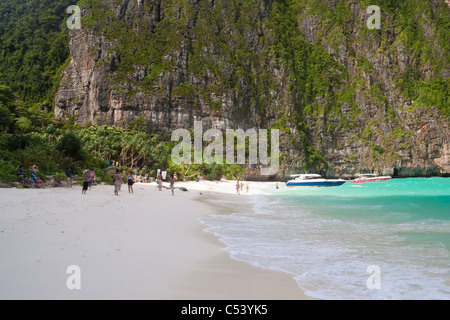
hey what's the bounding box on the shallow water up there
[200,178,450,300]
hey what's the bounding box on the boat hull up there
[352,177,391,183]
[286,180,346,187]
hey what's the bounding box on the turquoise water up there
[282,177,450,228]
[202,178,450,299]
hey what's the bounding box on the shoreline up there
[1,174,449,190]
[0,181,312,300]
[189,191,312,300]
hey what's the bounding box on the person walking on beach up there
[157,174,163,191]
[170,174,175,196]
[88,168,95,190]
[113,169,121,196]
[127,172,135,194]
[65,168,72,188]
[82,169,90,194]
[246,183,249,193]
[236,179,240,195]
[92,169,97,186]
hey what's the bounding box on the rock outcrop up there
[55,0,450,178]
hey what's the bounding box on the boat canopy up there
[358,173,379,178]
[289,174,322,179]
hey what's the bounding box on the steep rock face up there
[56,0,269,132]
[289,0,450,178]
[55,0,450,178]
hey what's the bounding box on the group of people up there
[16,165,42,188]
[109,170,177,196]
[16,165,258,197]
[156,173,176,196]
[112,169,135,196]
[235,179,249,195]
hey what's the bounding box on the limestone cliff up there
[55,0,450,178]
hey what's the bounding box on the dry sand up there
[0,180,312,300]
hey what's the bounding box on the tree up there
[56,131,86,161]
[0,106,12,132]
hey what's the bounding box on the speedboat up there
[286,174,346,187]
[352,173,392,183]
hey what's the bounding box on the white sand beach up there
[0,180,311,300]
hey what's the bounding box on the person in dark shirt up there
[82,169,90,194]
[17,166,26,184]
[65,168,72,188]
[127,172,135,194]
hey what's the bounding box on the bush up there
[1,134,32,151]
[0,106,12,132]
[54,172,67,180]
[56,131,86,161]
[94,167,113,184]
[222,164,246,180]
[85,155,108,170]
[15,117,34,134]
[0,159,18,182]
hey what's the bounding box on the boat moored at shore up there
[352,174,392,184]
[286,174,346,187]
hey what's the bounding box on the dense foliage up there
[0,0,448,182]
[0,0,73,105]
[0,0,248,182]
[0,87,245,183]
[359,0,450,116]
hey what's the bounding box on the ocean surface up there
[200,177,450,300]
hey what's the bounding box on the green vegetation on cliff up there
[0,82,246,182]
[0,0,449,181]
[0,0,73,105]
